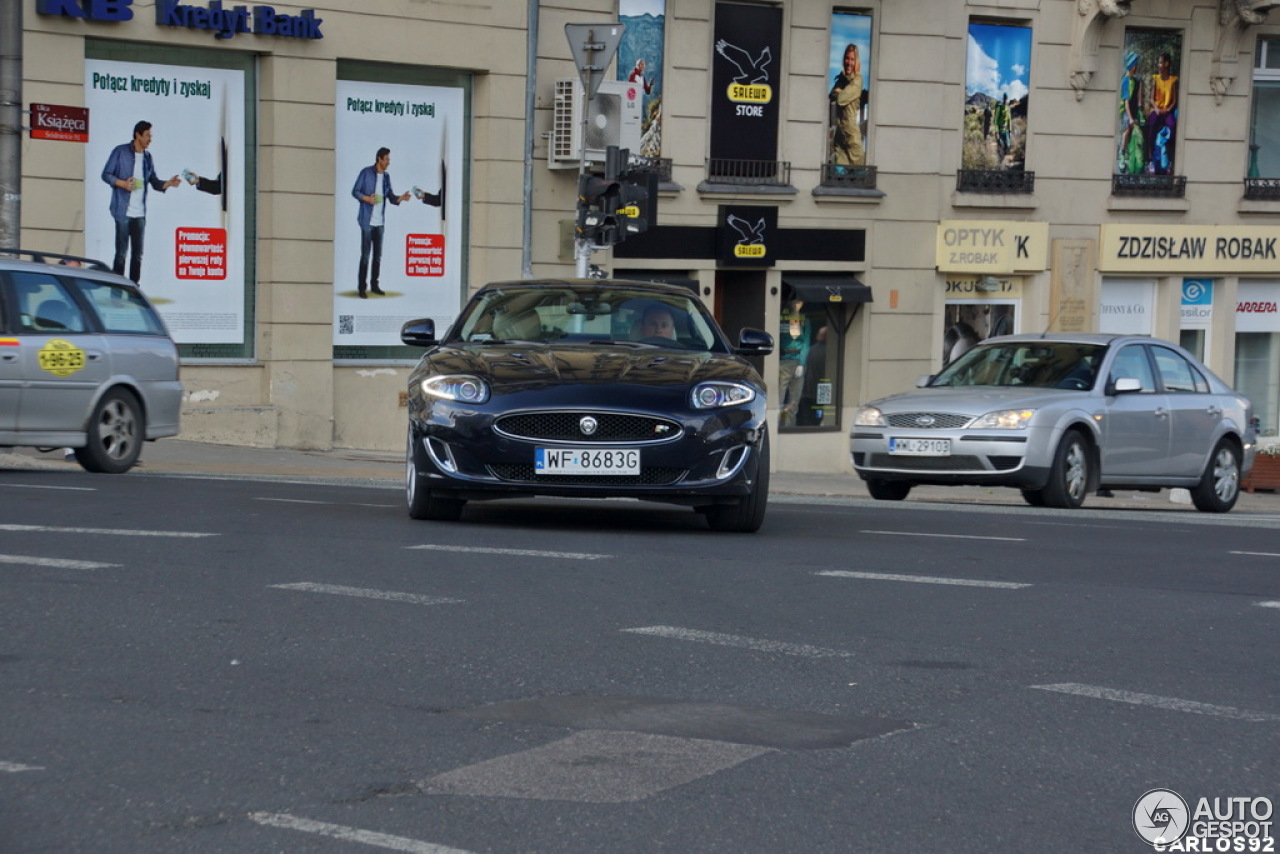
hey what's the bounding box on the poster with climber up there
[962,22,1031,172]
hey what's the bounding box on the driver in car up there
[640,304,678,340]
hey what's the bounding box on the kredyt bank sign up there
[37,0,324,40]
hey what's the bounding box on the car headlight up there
[691,382,756,409]
[853,406,887,427]
[971,408,1035,429]
[421,374,490,404]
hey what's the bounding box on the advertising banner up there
[710,2,782,164]
[1099,278,1155,335]
[963,23,1031,172]
[1236,281,1280,333]
[1116,30,1182,177]
[84,59,246,344]
[617,0,665,158]
[827,12,871,168]
[333,80,464,347]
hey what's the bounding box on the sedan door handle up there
[87,353,102,361]
[0,354,16,362]
[1153,407,1169,418]
[1206,406,1222,417]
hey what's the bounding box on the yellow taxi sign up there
[38,338,86,377]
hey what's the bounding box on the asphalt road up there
[2,469,1278,853]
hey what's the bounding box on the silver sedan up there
[850,334,1256,512]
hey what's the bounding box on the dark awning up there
[782,274,873,304]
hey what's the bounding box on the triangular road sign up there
[564,22,626,100]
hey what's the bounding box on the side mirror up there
[916,374,934,388]
[1109,376,1142,395]
[735,327,774,356]
[400,318,437,347]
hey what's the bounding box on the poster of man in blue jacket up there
[351,148,410,298]
[100,121,181,284]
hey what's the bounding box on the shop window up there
[777,275,871,431]
[1236,333,1279,437]
[1247,38,1280,196]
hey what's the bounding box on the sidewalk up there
[4,438,1278,514]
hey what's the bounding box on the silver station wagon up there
[850,333,1256,512]
[0,250,182,473]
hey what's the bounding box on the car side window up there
[1109,345,1156,391]
[73,279,167,335]
[11,272,88,334]
[1151,346,1208,394]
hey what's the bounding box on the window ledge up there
[1238,198,1280,215]
[697,181,798,197]
[813,185,886,203]
[1107,195,1190,213]
[951,192,1039,211]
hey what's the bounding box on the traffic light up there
[615,167,658,237]
[576,173,621,245]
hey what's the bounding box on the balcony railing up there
[1244,177,1280,200]
[1112,174,1186,197]
[820,163,877,190]
[705,158,791,187]
[956,169,1035,194]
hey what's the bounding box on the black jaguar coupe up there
[400,279,774,532]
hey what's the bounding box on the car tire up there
[1190,439,1241,514]
[1040,431,1090,509]
[406,427,465,521]
[866,479,912,501]
[1020,489,1047,507]
[75,388,143,474]
[706,432,770,533]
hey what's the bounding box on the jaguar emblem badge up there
[579,416,598,436]
[915,415,936,427]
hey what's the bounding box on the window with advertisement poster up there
[1234,280,1280,437]
[942,275,1020,369]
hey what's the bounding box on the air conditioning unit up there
[548,78,643,169]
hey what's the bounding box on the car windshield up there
[932,341,1108,390]
[451,285,726,352]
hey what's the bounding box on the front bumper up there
[849,428,1050,489]
[411,404,766,506]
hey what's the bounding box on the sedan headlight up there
[853,406,887,427]
[691,381,756,409]
[971,408,1035,429]
[421,374,490,404]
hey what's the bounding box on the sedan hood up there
[424,344,754,392]
[868,385,1089,415]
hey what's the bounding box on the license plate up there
[535,447,640,475]
[888,437,951,456]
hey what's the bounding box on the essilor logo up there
[1133,789,1189,846]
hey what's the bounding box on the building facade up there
[14,0,1280,473]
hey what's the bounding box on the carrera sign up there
[30,103,90,143]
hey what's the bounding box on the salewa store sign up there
[37,0,325,41]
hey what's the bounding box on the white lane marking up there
[255,497,395,508]
[1032,683,1280,722]
[1258,601,1280,609]
[0,554,120,570]
[0,483,96,491]
[249,813,474,853]
[861,529,1026,542]
[622,626,854,658]
[0,761,44,773]
[1231,550,1280,558]
[270,583,462,606]
[819,570,1030,589]
[407,544,612,561]
[0,524,216,538]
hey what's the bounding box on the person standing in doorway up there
[351,147,410,298]
[101,121,180,285]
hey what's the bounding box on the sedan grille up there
[885,412,972,429]
[489,464,685,485]
[495,411,682,443]
[868,454,985,471]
